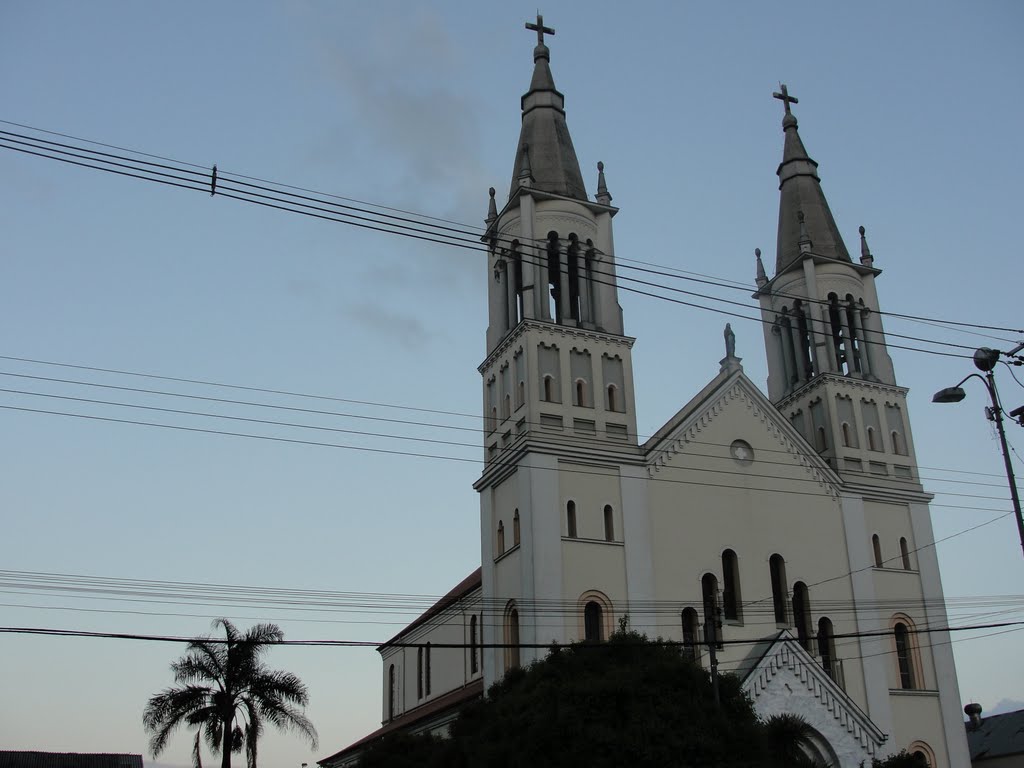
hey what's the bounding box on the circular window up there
[730,439,754,466]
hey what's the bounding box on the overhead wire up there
[0,355,1013,483]
[1,124,1019,347]
[0,368,1013,496]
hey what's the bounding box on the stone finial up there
[859,225,874,266]
[965,703,983,731]
[486,187,497,222]
[517,143,534,185]
[596,161,613,205]
[755,247,767,286]
[797,210,813,252]
[720,322,743,374]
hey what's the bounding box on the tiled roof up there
[0,753,143,768]
[376,567,481,650]
[318,678,484,766]
[966,709,1024,761]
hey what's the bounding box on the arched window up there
[841,421,852,447]
[872,534,883,567]
[566,501,577,538]
[891,430,902,455]
[575,378,587,407]
[416,646,423,699]
[817,617,837,681]
[815,425,827,452]
[387,664,396,721]
[490,406,498,432]
[543,375,555,402]
[681,608,701,662]
[497,520,505,556]
[907,742,934,767]
[517,379,525,408]
[701,573,721,649]
[866,426,878,451]
[503,393,511,420]
[424,642,431,696]
[470,614,479,674]
[606,384,618,412]
[769,554,789,625]
[900,537,912,570]
[584,601,604,642]
[513,510,521,547]
[894,621,917,689]
[505,604,520,671]
[792,581,812,651]
[721,549,742,622]
[603,504,614,542]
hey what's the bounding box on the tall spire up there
[508,15,587,201]
[773,85,851,274]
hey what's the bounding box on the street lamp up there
[933,346,1024,560]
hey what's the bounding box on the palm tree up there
[143,618,318,768]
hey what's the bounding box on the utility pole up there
[705,597,724,706]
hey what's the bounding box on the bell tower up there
[475,16,646,685]
[479,16,638,458]
[755,85,918,485]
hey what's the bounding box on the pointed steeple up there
[508,15,587,201]
[773,85,851,274]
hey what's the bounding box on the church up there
[320,17,970,768]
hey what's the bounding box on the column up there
[779,318,796,388]
[788,315,806,385]
[518,193,537,320]
[820,305,837,374]
[558,242,571,324]
[858,307,875,379]
[506,255,518,330]
[576,248,590,326]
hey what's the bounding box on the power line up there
[0,354,1012,482]
[1,401,1014,510]
[2,125,1018,350]
[0,620,1020,649]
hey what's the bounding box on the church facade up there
[321,20,969,768]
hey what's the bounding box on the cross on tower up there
[525,14,555,46]
[773,83,799,114]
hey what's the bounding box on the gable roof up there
[643,367,841,500]
[0,754,143,768]
[742,631,887,761]
[966,709,1024,761]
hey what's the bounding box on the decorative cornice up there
[644,378,841,502]
[479,320,635,373]
[744,632,887,757]
[775,373,909,412]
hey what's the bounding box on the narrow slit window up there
[603,505,614,541]
[769,554,788,625]
[721,549,741,622]
[566,501,577,538]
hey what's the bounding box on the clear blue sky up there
[2,2,1022,766]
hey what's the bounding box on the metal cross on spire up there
[526,13,555,46]
[773,83,799,114]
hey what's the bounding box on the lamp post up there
[933,346,1024,560]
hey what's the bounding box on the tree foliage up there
[143,619,318,768]
[360,629,829,768]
